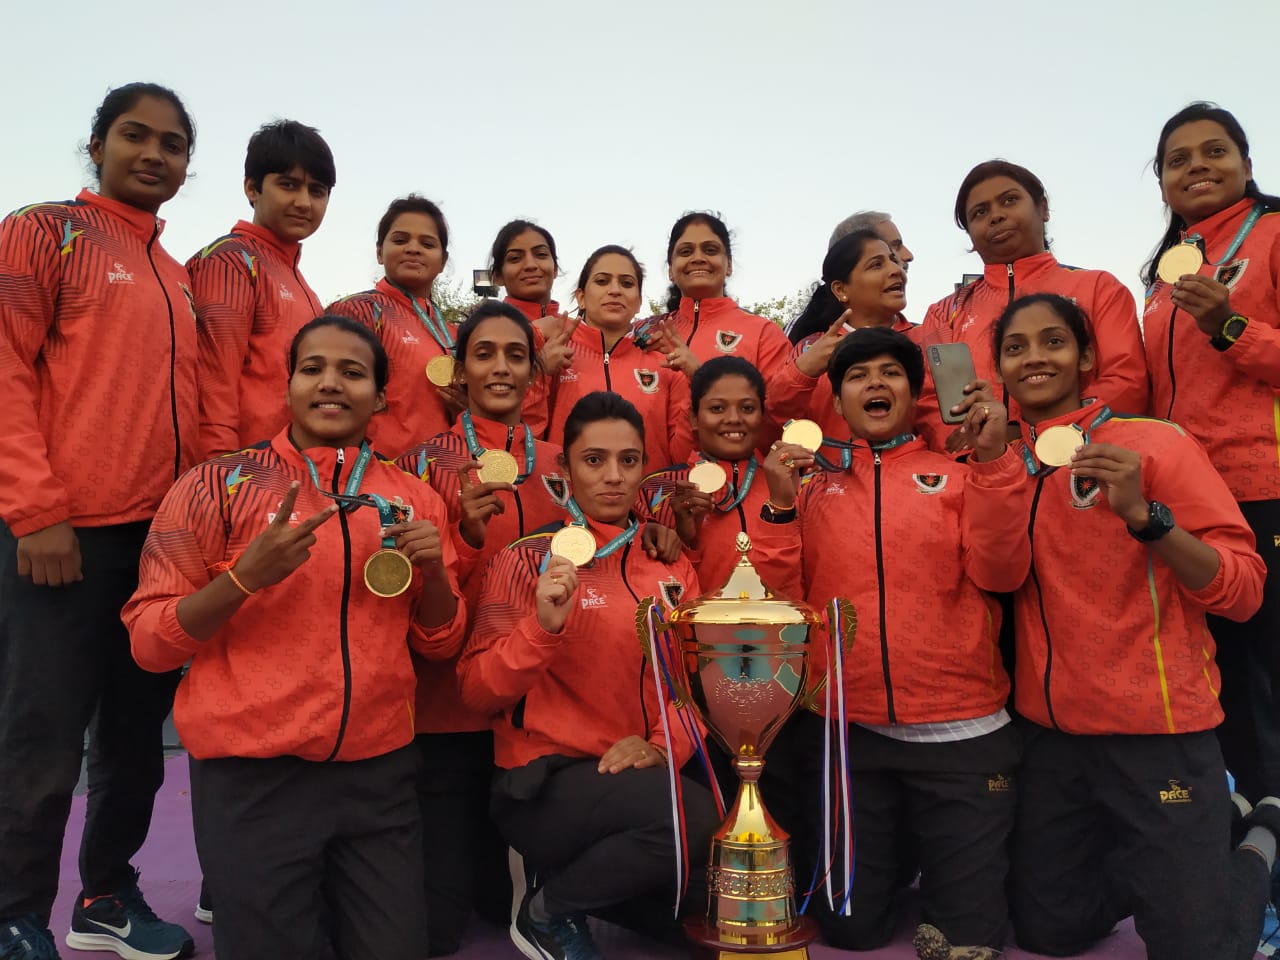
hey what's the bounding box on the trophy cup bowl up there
[640,533,852,960]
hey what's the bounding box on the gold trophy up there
[638,533,854,960]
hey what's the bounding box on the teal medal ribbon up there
[300,443,374,509]
[390,280,454,351]
[565,498,639,559]
[700,456,758,512]
[1186,202,1262,265]
[816,433,914,471]
[1022,406,1113,476]
[460,410,536,485]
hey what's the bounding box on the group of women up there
[0,79,1278,960]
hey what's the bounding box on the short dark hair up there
[288,315,388,391]
[827,327,924,398]
[993,293,1092,363]
[88,82,195,178]
[664,211,732,311]
[562,391,645,451]
[489,219,558,278]
[689,356,765,412]
[376,194,448,258]
[454,300,539,371]
[245,120,336,191]
[954,159,1048,233]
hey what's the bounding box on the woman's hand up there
[385,518,449,579]
[1170,274,1233,336]
[944,379,1000,454]
[598,734,667,774]
[763,441,815,507]
[670,479,713,545]
[794,309,854,379]
[535,555,579,634]
[17,520,82,587]
[456,461,515,549]
[1069,443,1148,528]
[232,483,338,591]
[653,320,701,379]
[640,521,685,563]
[962,391,1010,464]
[536,313,580,376]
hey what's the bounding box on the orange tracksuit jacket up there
[639,457,773,592]
[751,440,1026,725]
[1142,198,1280,502]
[914,253,1150,451]
[768,316,916,443]
[396,418,566,734]
[187,220,323,458]
[1003,406,1265,735]
[548,323,694,470]
[124,429,467,762]
[0,189,199,536]
[459,517,701,770]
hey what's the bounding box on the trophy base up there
[684,916,817,959]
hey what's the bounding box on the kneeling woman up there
[460,392,716,960]
[753,327,1027,960]
[994,293,1278,960]
[124,316,466,960]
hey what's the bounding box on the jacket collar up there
[232,219,303,266]
[77,189,162,242]
[982,250,1057,287]
[504,296,560,321]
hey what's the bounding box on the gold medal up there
[363,548,413,598]
[1156,243,1204,284]
[1034,424,1083,467]
[781,419,824,453]
[426,355,457,387]
[549,525,597,567]
[477,449,520,484]
[688,461,727,494]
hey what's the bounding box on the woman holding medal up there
[988,292,1276,960]
[751,327,1027,960]
[914,160,1149,455]
[125,315,466,960]
[1140,103,1280,815]
[460,391,717,960]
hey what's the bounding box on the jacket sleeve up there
[754,316,793,377]
[1221,237,1280,387]
[405,479,468,659]
[766,341,823,424]
[0,211,71,536]
[123,467,225,672]
[189,247,256,458]
[666,371,695,466]
[1145,428,1265,621]
[522,376,551,440]
[1082,274,1150,415]
[458,546,564,712]
[961,447,1032,592]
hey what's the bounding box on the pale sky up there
[4,0,1278,324]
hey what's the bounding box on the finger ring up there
[781,456,794,468]
[983,406,990,417]
[550,574,562,583]
[770,442,780,451]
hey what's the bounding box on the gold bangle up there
[764,499,796,513]
[226,567,255,597]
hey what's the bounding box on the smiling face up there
[461,315,533,426]
[88,95,190,214]
[1160,119,1253,225]
[576,252,642,332]
[500,228,557,303]
[564,419,646,525]
[246,164,330,244]
[829,238,907,323]
[997,302,1094,424]
[288,326,385,448]
[668,221,731,300]
[693,374,763,462]
[379,211,446,297]
[832,353,915,443]
[963,175,1049,264]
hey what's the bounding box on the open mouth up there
[719,430,747,441]
[1020,372,1055,384]
[862,397,892,415]
[313,401,348,410]
[1186,178,1220,192]
[485,383,515,396]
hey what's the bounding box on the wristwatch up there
[1210,314,1248,352]
[1127,501,1175,542]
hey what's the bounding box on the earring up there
[839,296,848,304]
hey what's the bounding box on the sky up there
[4,0,1278,324]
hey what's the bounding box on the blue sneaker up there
[64,873,193,960]
[0,916,60,960]
[511,890,602,960]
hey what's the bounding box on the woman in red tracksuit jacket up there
[768,228,913,443]
[459,392,717,960]
[991,292,1277,960]
[914,160,1149,455]
[751,327,1027,960]
[125,316,467,960]
[1140,102,1280,818]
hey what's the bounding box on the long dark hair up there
[664,212,732,312]
[787,229,887,344]
[1141,102,1280,287]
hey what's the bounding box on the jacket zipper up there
[144,224,182,478]
[1165,310,1178,420]
[689,299,702,341]
[326,447,356,760]
[507,425,526,533]
[1001,264,1015,409]
[732,462,747,532]
[1026,476,1058,729]
[600,329,613,391]
[873,451,895,723]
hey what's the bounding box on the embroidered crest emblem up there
[912,473,948,495]
[715,330,743,353]
[633,369,660,394]
[1070,473,1102,509]
[658,578,684,610]
[1215,259,1248,289]
[542,474,570,506]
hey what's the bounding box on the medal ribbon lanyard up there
[460,410,536,485]
[697,455,759,512]
[300,443,374,505]
[390,279,455,351]
[565,498,639,560]
[815,433,914,471]
[1021,407,1114,476]
[1184,202,1263,264]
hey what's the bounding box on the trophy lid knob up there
[735,532,751,555]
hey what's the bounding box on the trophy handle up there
[635,596,691,707]
[801,597,856,714]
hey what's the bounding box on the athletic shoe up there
[510,890,602,960]
[1232,792,1254,847]
[912,923,1001,960]
[509,847,535,925]
[192,881,211,925]
[0,917,60,960]
[65,873,194,960]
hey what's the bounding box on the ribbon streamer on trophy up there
[638,531,855,960]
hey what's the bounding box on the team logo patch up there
[1159,779,1192,804]
[542,474,570,506]
[715,330,743,353]
[106,261,134,284]
[1070,474,1102,509]
[278,281,295,302]
[987,774,1011,793]
[1215,259,1248,289]
[634,369,660,394]
[658,578,685,610]
[912,473,948,494]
